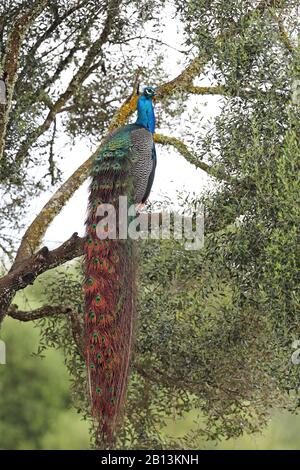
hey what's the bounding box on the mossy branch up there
[0,0,48,160]
[270,12,296,54]
[154,133,231,181]
[154,133,210,173]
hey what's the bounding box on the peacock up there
[83,86,157,445]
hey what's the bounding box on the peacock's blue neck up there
[135,95,155,134]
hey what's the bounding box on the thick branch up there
[187,85,225,96]
[0,0,48,159]
[6,213,173,298]
[8,304,73,322]
[13,159,91,264]
[0,232,83,325]
[3,212,180,316]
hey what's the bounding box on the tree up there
[0,0,299,449]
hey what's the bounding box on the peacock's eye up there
[145,86,155,96]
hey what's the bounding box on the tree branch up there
[15,0,90,87]
[8,303,73,322]
[13,10,97,118]
[7,302,84,357]
[0,232,83,325]
[187,85,225,96]
[2,212,181,318]
[0,0,48,160]
[154,133,214,175]
[4,213,173,301]
[271,12,295,54]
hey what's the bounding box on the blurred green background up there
[0,286,299,450]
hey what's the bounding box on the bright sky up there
[25,7,221,250]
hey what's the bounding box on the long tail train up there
[83,85,157,446]
[83,130,137,444]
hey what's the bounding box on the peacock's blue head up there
[142,86,156,99]
[135,85,156,133]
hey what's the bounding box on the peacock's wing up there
[141,143,157,204]
[93,124,155,204]
[129,126,155,204]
